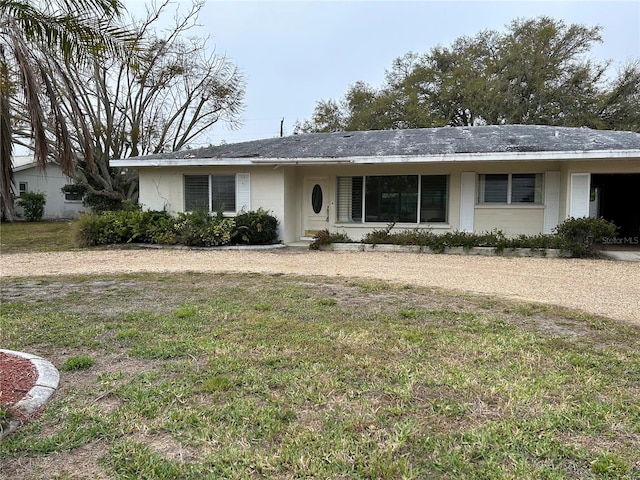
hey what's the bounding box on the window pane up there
[337,177,363,222]
[184,175,209,211]
[421,175,448,222]
[511,173,541,203]
[365,175,418,222]
[211,175,236,212]
[479,174,508,203]
[65,192,83,201]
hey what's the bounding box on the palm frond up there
[1,57,15,220]
[11,35,49,170]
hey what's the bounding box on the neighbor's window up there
[184,174,236,213]
[478,173,542,204]
[337,175,448,223]
[64,192,83,201]
[19,182,28,198]
[64,185,84,201]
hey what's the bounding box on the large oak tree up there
[297,17,640,134]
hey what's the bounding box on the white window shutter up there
[459,172,475,232]
[236,173,250,212]
[569,173,590,218]
[543,171,561,234]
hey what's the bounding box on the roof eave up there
[110,149,640,168]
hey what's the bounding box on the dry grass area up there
[1,273,639,479]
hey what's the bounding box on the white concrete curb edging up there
[320,243,567,258]
[1,349,60,440]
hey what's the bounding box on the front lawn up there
[1,272,639,479]
[0,221,77,254]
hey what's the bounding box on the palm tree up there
[0,0,131,220]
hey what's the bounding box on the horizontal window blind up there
[479,174,508,203]
[184,175,209,211]
[337,177,363,222]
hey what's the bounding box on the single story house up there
[13,155,86,219]
[111,125,640,243]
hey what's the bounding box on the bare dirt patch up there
[3,441,112,480]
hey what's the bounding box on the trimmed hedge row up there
[74,208,279,248]
[310,217,618,258]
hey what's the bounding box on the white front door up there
[303,177,329,237]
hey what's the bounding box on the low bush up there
[74,209,174,247]
[554,216,618,257]
[74,207,278,248]
[233,208,279,245]
[309,229,352,250]
[326,221,593,256]
[170,211,236,247]
[16,192,46,222]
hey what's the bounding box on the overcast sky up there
[124,0,640,145]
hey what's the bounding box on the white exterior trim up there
[569,173,591,218]
[459,172,475,232]
[543,171,561,234]
[111,149,640,168]
[236,173,250,212]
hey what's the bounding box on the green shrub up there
[309,229,352,250]
[74,208,281,248]
[171,212,236,247]
[554,217,618,257]
[74,208,174,247]
[16,192,46,221]
[233,208,279,244]
[320,225,568,255]
[361,222,396,245]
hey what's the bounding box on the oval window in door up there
[311,184,323,214]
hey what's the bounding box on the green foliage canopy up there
[296,17,640,134]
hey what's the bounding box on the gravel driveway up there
[2,248,639,324]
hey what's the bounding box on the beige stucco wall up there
[288,163,464,242]
[136,156,639,244]
[138,165,290,241]
[290,161,562,241]
[474,206,545,236]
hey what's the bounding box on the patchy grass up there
[0,221,77,254]
[60,356,95,371]
[1,272,639,479]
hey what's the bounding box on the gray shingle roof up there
[138,125,640,161]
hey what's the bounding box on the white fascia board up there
[110,158,256,167]
[346,150,640,164]
[111,157,355,167]
[110,149,640,168]
[13,162,38,172]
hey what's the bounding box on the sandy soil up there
[1,247,639,324]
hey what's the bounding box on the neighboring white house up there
[13,155,86,219]
[111,125,640,243]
